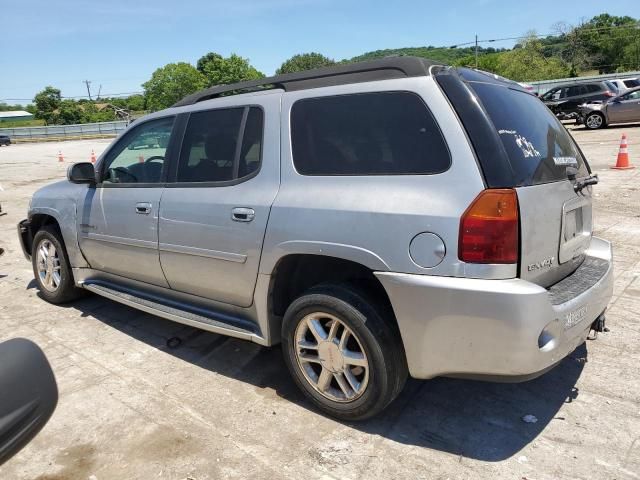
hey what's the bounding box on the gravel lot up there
[1,126,639,480]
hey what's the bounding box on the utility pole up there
[97,84,102,100]
[475,34,479,69]
[83,80,92,101]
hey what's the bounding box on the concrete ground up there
[0,127,639,480]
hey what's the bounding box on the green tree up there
[124,94,146,112]
[80,102,117,123]
[143,62,207,111]
[456,35,569,82]
[55,100,84,125]
[196,52,264,87]
[276,52,335,74]
[495,37,569,81]
[196,52,223,74]
[578,14,639,73]
[0,103,25,112]
[33,86,62,124]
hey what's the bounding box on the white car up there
[610,77,640,93]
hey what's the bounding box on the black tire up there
[281,283,408,421]
[31,225,83,304]
[585,112,606,130]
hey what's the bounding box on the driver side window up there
[102,117,175,184]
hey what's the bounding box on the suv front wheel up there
[282,283,407,420]
[32,226,83,304]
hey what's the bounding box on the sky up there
[1,0,638,104]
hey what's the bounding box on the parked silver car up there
[18,58,613,420]
[579,86,640,129]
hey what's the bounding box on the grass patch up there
[0,119,46,128]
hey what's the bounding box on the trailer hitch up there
[588,312,608,340]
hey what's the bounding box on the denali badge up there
[553,156,578,166]
[565,305,588,329]
[527,257,555,271]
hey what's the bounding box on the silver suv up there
[18,58,613,420]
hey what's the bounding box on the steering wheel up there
[145,155,164,164]
[110,167,138,183]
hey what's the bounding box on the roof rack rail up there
[173,56,444,107]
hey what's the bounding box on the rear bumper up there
[376,236,613,380]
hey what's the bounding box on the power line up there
[0,91,144,103]
[450,22,640,48]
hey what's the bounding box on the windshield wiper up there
[566,166,598,192]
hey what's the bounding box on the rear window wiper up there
[575,175,599,192]
[567,166,598,192]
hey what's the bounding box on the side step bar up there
[82,282,261,343]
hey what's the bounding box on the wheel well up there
[269,254,396,321]
[31,214,61,235]
[25,214,61,255]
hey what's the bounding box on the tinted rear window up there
[291,92,450,175]
[624,79,640,88]
[468,82,589,185]
[176,107,263,183]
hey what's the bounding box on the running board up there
[82,282,261,342]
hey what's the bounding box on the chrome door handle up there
[135,202,152,214]
[231,207,255,222]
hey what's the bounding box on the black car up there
[541,81,618,120]
[0,134,11,146]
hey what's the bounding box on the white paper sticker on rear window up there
[499,130,541,158]
[553,156,578,166]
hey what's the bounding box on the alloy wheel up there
[294,312,370,402]
[36,239,61,292]
[586,114,603,129]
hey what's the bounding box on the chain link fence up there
[0,120,128,143]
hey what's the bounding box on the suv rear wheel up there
[32,226,83,304]
[281,283,407,420]
[585,112,605,130]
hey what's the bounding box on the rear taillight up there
[604,91,616,97]
[459,189,519,264]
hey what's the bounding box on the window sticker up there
[498,130,541,158]
[553,156,578,166]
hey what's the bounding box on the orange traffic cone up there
[90,150,97,163]
[138,154,144,163]
[57,151,64,163]
[611,133,635,170]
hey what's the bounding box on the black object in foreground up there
[0,338,58,466]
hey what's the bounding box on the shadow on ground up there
[55,292,586,462]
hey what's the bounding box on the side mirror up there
[67,162,96,185]
[0,339,58,466]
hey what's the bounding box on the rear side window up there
[624,79,640,88]
[291,92,450,175]
[469,82,589,185]
[176,106,263,183]
[604,81,618,92]
[566,85,582,97]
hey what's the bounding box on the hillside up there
[348,46,506,65]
